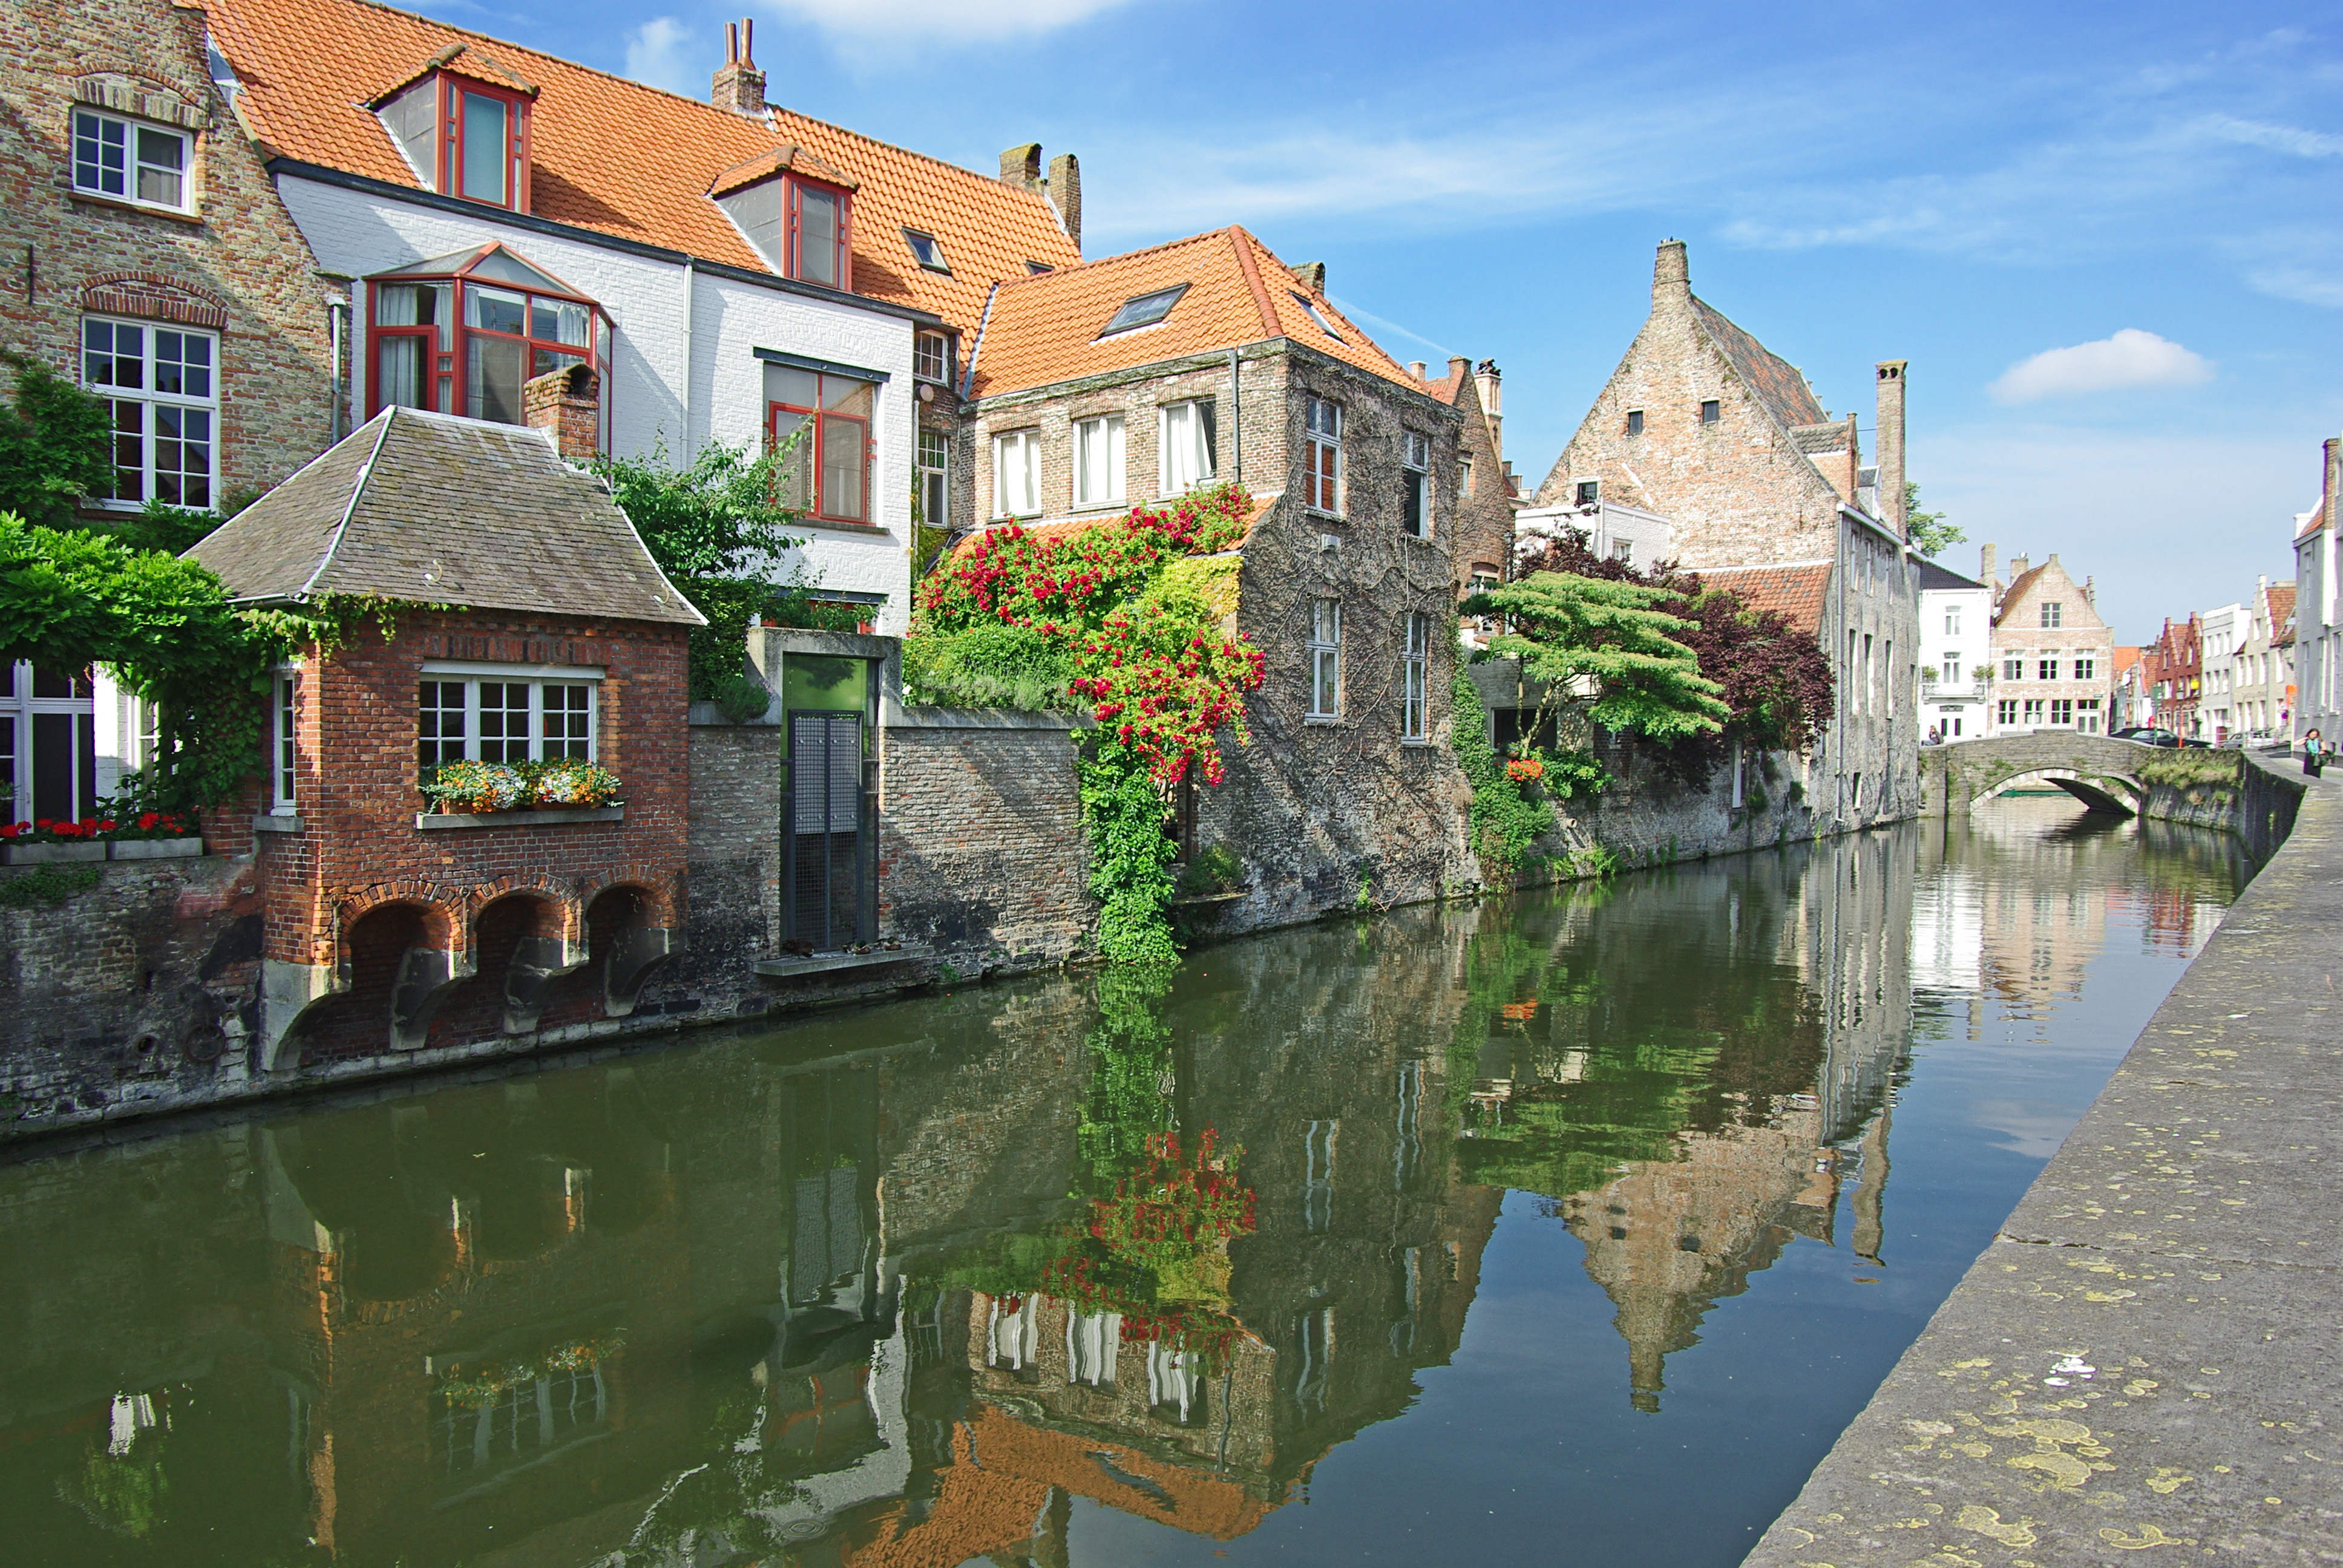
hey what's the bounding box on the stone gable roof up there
[191,408,703,625]
[206,0,1081,336]
[1691,299,1829,433]
[1691,561,1834,633]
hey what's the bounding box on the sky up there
[407,0,2341,642]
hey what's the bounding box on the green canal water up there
[0,800,2249,1567]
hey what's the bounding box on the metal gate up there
[785,709,873,950]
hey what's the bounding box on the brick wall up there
[1444,364,1513,590]
[0,0,334,505]
[1989,556,2117,733]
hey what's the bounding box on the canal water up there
[0,800,2249,1567]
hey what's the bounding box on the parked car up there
[2112,727,2180,748]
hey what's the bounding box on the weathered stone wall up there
[876,705,1094,973]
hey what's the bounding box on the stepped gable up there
[966,226,1418,399]
[189,407,701,625]
[205,0,1080,332]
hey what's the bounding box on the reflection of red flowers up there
[1506,757,1544,782]
[1500,998,1539,1021]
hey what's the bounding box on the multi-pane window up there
[83,319,215,508]
[1074,414,1126,508]
[416,675,598,777]
[1303,397,1342,514]
[2003,655,2025,681]
[367,246,609,438]
[1100,286,1187,336]
[913,330,950,383]
[1306,599,1342,718]
[769,368,874,524]
[1160,400,1216,494]
[993,429,1040,517]
[1945,607,1962,635]
[2037,656,2058,681]
[2073,657,2096,681]
[71,109,191,211]
[1575,479,1600,506]
[1458,454,1475,498]
[376,74,530,212]
[2040,601,2063,628]
[916,428,949,529]
[1941,652,1961,683]
[1998,698,2019,727]
[1402,613,1430,741]
[2022,698,2045,724]
[466,286,589,424]
[272,671,298,812]
[1401,431,1431,537]
[2077,697,2102,733]
[2050,697,2074,726]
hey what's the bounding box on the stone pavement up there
[1745,751,2342,1567]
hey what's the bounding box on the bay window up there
[1161,400,1215,494]
[416,668,598,777]
[994,430,1040,517]
[767,368,874,525]
[1074,414,1125,508]
[71,109,192,212]
[375,71,531,212]
[365,244,609,443]
[82,318,215,508]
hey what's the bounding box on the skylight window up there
[1098,284,1188,338]
[903,228,950,273]
[1293,291,1344,342]
[1025,261,1054,275]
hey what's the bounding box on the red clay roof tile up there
[1691,561,1835,634]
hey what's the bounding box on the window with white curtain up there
[1307,599,1341,719]
[1401,431,1430,537]
[1074,414,1125,508]
[1160,399,1216,494]
[271,670,298,812]
[992,430,1040,517]
[1402,612,1430,740]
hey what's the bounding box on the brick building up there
[2141,613,2203,739]
[1412,355,1516,600]
[1535,240,1919,827]
[0,0,338,817]
[958,227,1479,920]
[187,400,701,1068]
[2293,439,2341,746]
[1982,548,2114,735]
[2233,576,2296,738]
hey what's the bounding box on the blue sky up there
[416,0,2339,641]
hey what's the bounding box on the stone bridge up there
[1918,731,2161,817]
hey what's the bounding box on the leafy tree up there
[1469,571,1729,743]
[1906,481,1963,557]
[0,352,116,529]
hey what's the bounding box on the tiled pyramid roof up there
[967,227,1419,399]
[205,0,1081,334]
[191,407,701,624]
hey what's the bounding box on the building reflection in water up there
[0,807,2249,1566]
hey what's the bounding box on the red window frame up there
[432,74,532,212]
[363,248,609,446]
[786,178,853,291]
[768,384,871,526]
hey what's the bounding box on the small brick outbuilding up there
[189,402,703,1068]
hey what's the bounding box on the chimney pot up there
[1874,359,1908,537]
[1409,361,1427,380]
[711,17,765,116]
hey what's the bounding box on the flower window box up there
[5,840,106,865]
[420,759,623,815]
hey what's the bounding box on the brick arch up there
[71,66,207,108]
[459,875,585,946]
[80,271,231,332]
[334,881,464,958]
[578,867,683,929]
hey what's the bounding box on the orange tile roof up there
[2112,645,2141,675]
[968,226,1420,398]
[204,0,1081,334]
[1419,365,1466,403]
[1691,561,1835,633]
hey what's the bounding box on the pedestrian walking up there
[2305,728,2324,778]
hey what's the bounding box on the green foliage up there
[0,863,105,907]
[2137,748,2242,792]
[1450,666,1557,881]
[901,621,1074,709]
[1906,482,1964,558]
[1178,842,1245,897]
[710,673,773,724]
[675,575,862,699]
[1469,571,1729,743]
[0,352,114,529]
[1573,844,1622,880]
[1080,753,1181,964]
[1077,962,1177,1187]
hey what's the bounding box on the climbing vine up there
[909,483,1265,961]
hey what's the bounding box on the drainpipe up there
[327,296,347,445]
[678,260,696,450]
[1227,347,1242,483]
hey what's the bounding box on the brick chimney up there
[525,362,600,461]
[1980,541,1996,588]
[712,19,765,116]
[1046,151,1080,251]
[1289,261,1326,293]
[999,143,1042,191]
[1409,360,1427,380]
[1653,238,1689,305]
[2010,554,2031,582]
[1475,359,1502,462]
[1875,360,1907,537]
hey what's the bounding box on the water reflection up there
[0,802,2246,1567]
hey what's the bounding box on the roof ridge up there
[989,226,1242,296]
[1225,226,1279,340]
[298,406,396,599]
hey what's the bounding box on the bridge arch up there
[1968,765,2145,815]
[1924,733,2167,820]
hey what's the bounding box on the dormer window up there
[713,165,854,290]
[1099,285,1187,338]
[903,229,950,274]
[376,68,533,212]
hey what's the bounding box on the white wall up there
[1919,585,1991,739]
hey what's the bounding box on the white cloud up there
[2199,114,2343,159]
[2249,263,2343,309]
[622,16,695,96]
[755,0,1133,44]
[1988,330,2214,403]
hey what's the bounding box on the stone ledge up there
[414,806,625,830]
[252,813,303,834]
[883,698,1085,732]
[753,944,929,980]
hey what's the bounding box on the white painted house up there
[1916,558,1991,740]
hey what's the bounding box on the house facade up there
[2233,577,2297,738]
[958,227,1478,920]
[1916,558,1991,740]
[2141,615,2203,740]
[202,0,1090,636]
[1,0,338,819]
[2293,441,2341,745]
[1535,240,1919,827]
[1985,552,2114,735]
[188,405,702,1068]
[2197,600,2245,742]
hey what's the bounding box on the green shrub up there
[0,864,104,907]
[1178,843,1245,897]
[711,673,773,724]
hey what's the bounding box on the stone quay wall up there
[1745,747,2326,1567]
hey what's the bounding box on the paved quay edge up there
[1743,751,2341,1567]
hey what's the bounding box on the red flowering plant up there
[1,806,193,844]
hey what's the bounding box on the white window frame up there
[270,667,299,813]
[1458,454,1475,498]
[1401,612,1430,742]
[1401,431,1432,539]
[1073,413,1126,509]
[1306,598,1342,719]
[82,316,219,510]
[415,664,601,776]
[1945,607,1961,636]
[992,430,1040,517]
[2073,656,2096,681]
[913,330,950,383]
[916,427,949,531]
[1304,397,1343,516]
[2042,601,2063,628]
[2037,656,2058,681]
[71,108,194,213]
[1159,399,1216,495]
